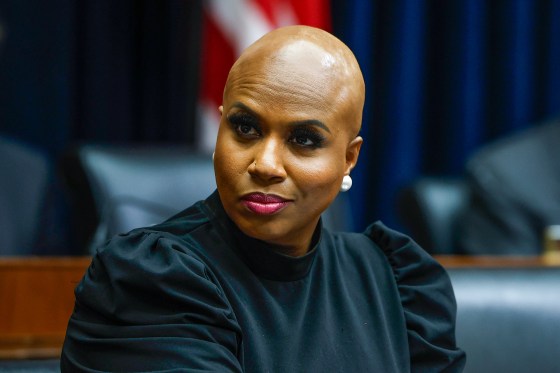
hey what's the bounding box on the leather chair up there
[396,177,470,254]
[63,144,355,253]
[458,119,560,255]
[0,136,61,255]
[62,145,216,253]
[0,359,60,372]
[449,267,560,373]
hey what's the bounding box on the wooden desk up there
[435,254,560,268]
[0,256,91,359]
[1,254,559,360]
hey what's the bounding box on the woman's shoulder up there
[78,224,230,323]
[92,197,220,277]
[92,202,215,278]
[342,221,453,312]
[361,221,447,280]
[95,228,209,277]
[330,222,466,371]
[365,222,466,371]
[64,224,243,371]
[328,221,439,272]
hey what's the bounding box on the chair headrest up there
[63,144,215,252]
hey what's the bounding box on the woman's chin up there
[239,220,290,244]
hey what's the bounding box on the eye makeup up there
[225,101,330,149]
[228,112,261,138]
[289,125,326,148]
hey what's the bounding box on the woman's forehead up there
[226,45,346,106]
[231,39,343,83]
[223,27,364,136]
[225,71,345,122]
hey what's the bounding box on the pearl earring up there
[340,175,352,192]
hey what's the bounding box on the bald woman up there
[62,26,465,372]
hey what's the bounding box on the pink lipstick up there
[241,193,291,215]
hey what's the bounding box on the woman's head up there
[213,25,365,256]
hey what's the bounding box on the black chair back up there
[63,145,215,253]
[397,177,470,254]
[0,137,50,255]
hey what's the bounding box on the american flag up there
[197,0,331,152]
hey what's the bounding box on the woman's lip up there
[241,192,289,203]
[241,193,291,215]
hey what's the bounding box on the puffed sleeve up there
[365,222,466,373]
[61,231,243,372]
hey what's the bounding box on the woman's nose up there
[248,138,287,182]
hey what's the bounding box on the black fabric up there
[458,118,560,255]
[61,191,465,372]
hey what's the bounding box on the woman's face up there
[214,42,362,256]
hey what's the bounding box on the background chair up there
[0,136,48,255]
[63,145,215,253]
[449,266,560,373]
[0,136,67,255]
[63,144,355,254]
[0,359,60,371]
[396,177,470,254]
[458,118,560,255]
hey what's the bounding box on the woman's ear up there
[345,136,363,175]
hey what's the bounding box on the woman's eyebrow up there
[230,101,331,133]
[231,102,258,117]
[289,120,331,134]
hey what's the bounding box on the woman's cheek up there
[290,158,341,190]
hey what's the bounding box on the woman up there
[62,26,465,372]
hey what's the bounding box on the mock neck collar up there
[203,191,321,282]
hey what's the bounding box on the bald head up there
[215,26,365,251]
[224,25,365,137]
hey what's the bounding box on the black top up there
[61,191,465,372]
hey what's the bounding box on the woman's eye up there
[228,113,261,138]
[293,135,315,146]
[289,128,325,149]
[237,124,258,136]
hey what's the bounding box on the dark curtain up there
[332,0,560,230]
[0,0,203,254]
[0,0,203,157]
[2,0,560,241]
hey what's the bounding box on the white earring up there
[340,175,352,192]
[212,152,215,162]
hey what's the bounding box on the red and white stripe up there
[197,0,331,152]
